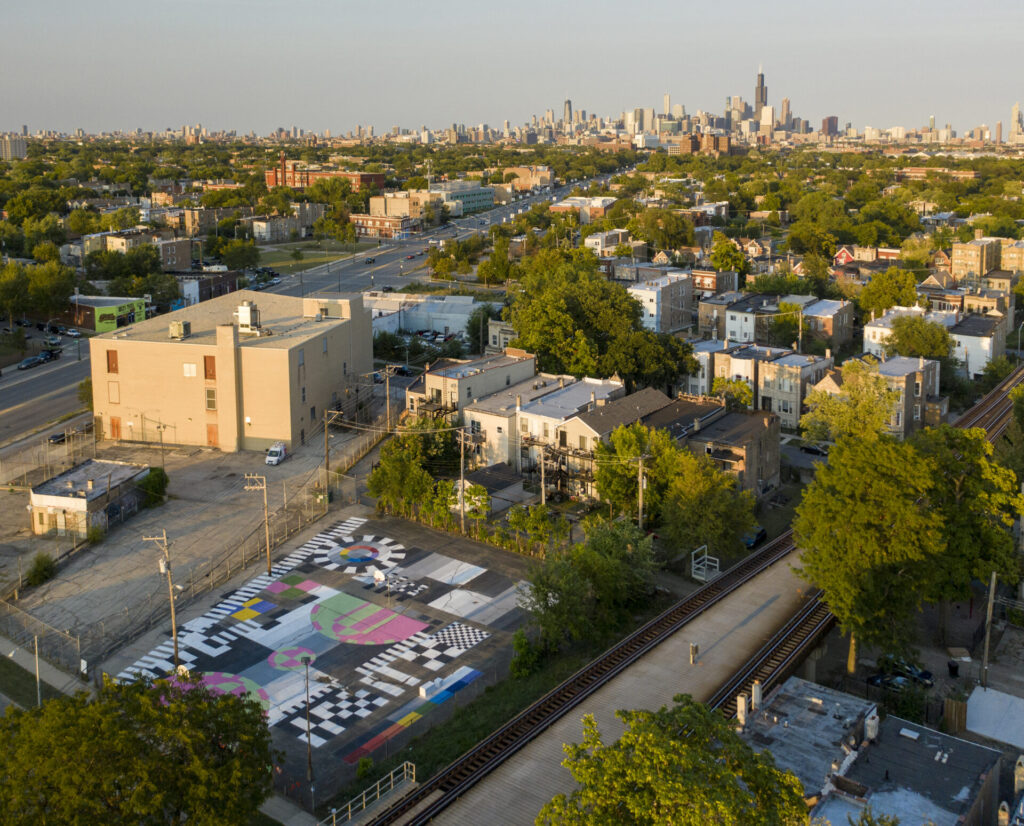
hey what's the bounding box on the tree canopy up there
[883,315,953,361]
[857,267,919,318]
[504,248,695,389]
[0,676,274,825]
[801,358,900,443]
[536,695,807,826]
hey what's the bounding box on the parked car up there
[381,285,394,293]
[877,655,934,687]
[800,443,829,456]
[46,335,61,347]
[38,349,60,363]
[867,673,912,692]
[66,329,81,338]
[742,526,768,548]
[365,257,376,264]
[48,432,67,445]
[17,355,42,370]
[393,365,413,377]
[405,254,415,260]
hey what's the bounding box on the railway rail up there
[365,365,1024,825]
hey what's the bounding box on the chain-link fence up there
[0,427,97,489]
[0,598,82,674]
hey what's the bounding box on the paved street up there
[0,345,92,448]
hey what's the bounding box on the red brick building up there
[264,153,384,192]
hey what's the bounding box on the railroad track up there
[365,368,1024,825]
[365,530,797,825]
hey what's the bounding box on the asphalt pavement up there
[0,345,92,449]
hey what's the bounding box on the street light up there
[301,655,315,813]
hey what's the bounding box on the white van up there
[265,442,287,466]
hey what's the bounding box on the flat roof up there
[772,353,829,368]
[427,352,532,380]
[32,459,149,502]
[640,397,725,440]
[951,314,1000,337]
[73,295,143,308]
[804,299,848,317]
[575,388,671,434]
[691,410,774,444]
[465,374,575,415]
[518,378,622,421]
[92,290,361,349]
[731,345,791,362]
[877,356,933,377]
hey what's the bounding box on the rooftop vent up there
[169,320,191,340]
[234,301,261,335]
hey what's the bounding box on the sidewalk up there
[0,632,93,697]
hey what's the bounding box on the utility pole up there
[323,410,330,480]
[459,427,466,534]
[144,530,179,670]
[244,474,272,575]
[637,455,645,531]
[982,570,997,689]
[540,446,546,506]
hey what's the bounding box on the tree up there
[220,239,260,271]
[711,377,753,411]
[709,231,747,274]
[801,358,900,443]
[884,315,952,360]
[78,377,93,411]
[466,303,499,354]
[26,260,75,321]
[857,267,918,318]
[520,518,657,651]
[0,676,274,824]
[537,695,806,826]
[366,433,433,518]
[0,261,30,328]
[661,452,755,560]
[794,436,942,660]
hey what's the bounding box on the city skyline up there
[4,0,1024,136]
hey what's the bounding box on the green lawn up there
[0,655,64,710]
[259,240,377,275]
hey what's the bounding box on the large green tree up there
[857,267,918,318]
[800,358,900,443]
[0,676,274,825]
[537,695,806,826]
[709,231,747,273]
[883,315,952,360]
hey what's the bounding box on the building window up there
[497,426,503,434]
[579,435,587,451]
[310,406,316,422]
[914,381,921,397]
[301,386,306,403]
[183,362,196,378]
[205,388,217,410]
[520,419,528,433]
[106,350,118,373]
[914,404,921,420]
[298,349,304,367]
[323,339,328,354]
[204,355,216,379]
[466,386,472,398]
[37,512,44,527]
[543,423,549,438]
[506,375,510,386]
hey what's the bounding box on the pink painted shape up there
[265,581,289,594]
[296,580,319,592]
[349,608,395,632]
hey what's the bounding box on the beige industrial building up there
[89,290,372,453]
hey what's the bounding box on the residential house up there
[802,298,855,348]
[463,374,576,468]
[697,291,746,339]
[405,349,537,418]
[951,236,1001,281]
[485,318,518,355]
[951,315,1004,378]
[863,306,958,358]
[584,229,631,256]
[684,339,748,396]
[713,344,792,410]
[757,352,834,430]
[691,268,740,294]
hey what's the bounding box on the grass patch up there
[397,281,506,301]
[0,655,64,710]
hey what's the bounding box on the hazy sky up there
[5,0,1023,136]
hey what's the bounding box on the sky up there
[4,0,1024,137]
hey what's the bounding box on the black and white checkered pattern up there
[383,623,490,672]
[284,686,389,747]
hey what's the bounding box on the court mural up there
[119,516,526,761]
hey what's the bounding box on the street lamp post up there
[301,655,315,813]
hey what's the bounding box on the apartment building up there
[428,180,494,214]
[349,213,415,240]
[405,350,537,417]
[584,229,631,256]
[757,352,834,429]
[627,273,693,333]
[684,339,749,396]
[951,237,1001,281]
[723,294,777,343]
[369,190,446,221]
[698,291,746,339]
[548,196,617,224]
[264,155,384,192]
[691,269,740,294]
[713,344,792,410]
[463,374,576,468]
[502,166,553,191]
[515,377,625,475]
[89,291,372,452]
[802,299,855,347]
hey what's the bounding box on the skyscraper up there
[664,93,671,116]
[563,99,572,126]
[754,66,767,122]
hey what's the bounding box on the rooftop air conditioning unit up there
[169,321,191,339]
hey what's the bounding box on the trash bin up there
[947,660,959,678]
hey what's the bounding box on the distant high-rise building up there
[0,135,27,161]
[780,97,791,129]
[672,103,685,119]
[929,114,935,130]
[754,66,767,121]
[21,124,27,136]
[563,99,572,125]
[996,121,1003,144]
[821,116,839,137]
[664,93,671,116]
[1011,103,1023,142]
